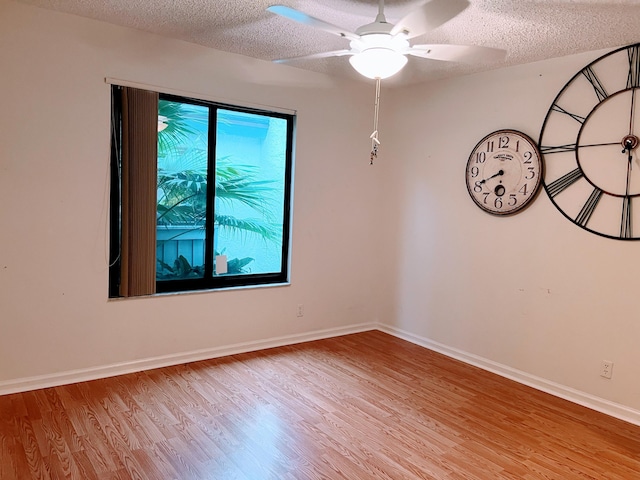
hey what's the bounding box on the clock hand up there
[629,88,636,137]
[626,157,632,196]
[580,141,623,148]
[623,139,633,196]
[479,169,504,184]
[622,139,634,160]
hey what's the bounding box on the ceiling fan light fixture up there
[349,48,408,79]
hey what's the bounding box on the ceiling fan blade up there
[407,44,507,63]
[391,0,469,39]
[273,49,354,63]
[267,5,360,41]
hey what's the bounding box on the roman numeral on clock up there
[547,168,584,198]
[627,44,640,89]
[582,66,608,102]
[540,143,577,154]
[551,104,586,124]
[621,196,632,238]
[575,187,602,227]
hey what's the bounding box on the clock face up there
[465,129,543,215]
[539,43,640,240]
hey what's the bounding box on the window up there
[109,86,294,297]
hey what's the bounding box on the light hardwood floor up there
[1,330,639,479]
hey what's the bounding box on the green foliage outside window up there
[156,100,283,279]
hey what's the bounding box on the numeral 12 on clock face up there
[465,129,543,215]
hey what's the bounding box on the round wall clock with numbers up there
[539,43,640,240]
[465,129,543,215]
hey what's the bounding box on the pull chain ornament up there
[370,138,378,164]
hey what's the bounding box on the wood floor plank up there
[1,331,640,479]
[155,438,204,479]
[0,434,19,480]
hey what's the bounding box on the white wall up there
[0,1,394,387]
[386,51,640,417]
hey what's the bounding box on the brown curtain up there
[120,87,158,297]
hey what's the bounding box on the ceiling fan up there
[267,0,506,163]
[266,0,507,80]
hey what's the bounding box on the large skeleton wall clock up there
[539,43,640,240]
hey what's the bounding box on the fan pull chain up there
[370,77,381,165]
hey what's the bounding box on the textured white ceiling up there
[15,0,640,86]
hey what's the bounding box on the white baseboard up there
[3,322,639,428]
[0,323,377,396]
[378,324,640,427]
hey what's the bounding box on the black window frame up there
[109,87,295,297]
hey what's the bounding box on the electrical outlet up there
[297,304,304,318]
[600,360,613,379]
